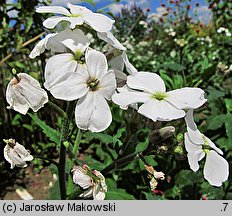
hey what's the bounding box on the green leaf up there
[207,114,226,130]
[106,189,136,200]
[113,127,126,148]
[175,169,202,188]
[28,113,61,147]
[142,192,166,200]
[84,0,95,6]
[160,63,185,72]
[207,86,225,102]
[84,132,113,144]
[201,64,217,82]
[225,98,232,113]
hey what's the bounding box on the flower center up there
[69,14,81,18]
[202,137,210,153]
[87,78,99,91]
[73,50,85,64]
[151,92,167,101]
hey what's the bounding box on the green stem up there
[47,101,66,117]
[58,101,75,200]
[73,128,82,155]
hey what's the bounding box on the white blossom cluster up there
[4,2,229,193]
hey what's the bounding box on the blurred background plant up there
[0,0,231,200]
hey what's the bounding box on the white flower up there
[112,72,206,122]
[184,110,229,187]
[44,28,90,91]
[36,3,114,32]
[3,139,33,169]
[48,49,116,132]
[6,73,48,115]
[72,165,107,200]
[29,33,67,59]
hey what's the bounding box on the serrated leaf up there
[28,113,61,147]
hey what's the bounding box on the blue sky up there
[7,0,211,24]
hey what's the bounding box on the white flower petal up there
[109,55,124,72]
[185,110,204,144]
[98,70,116,100]
[49,72,88,101]
[83,13,114,32]
[138,100,185,122]
[14,143,33,162]
[112,87,150,109]
[79,188,93,198]
[29,37,47,59]
[204,136,223,155]
[94,191,106,200]
[36,6,71,16]
[184,132,202,153]
[121,52,138,75]
[67,3,92,15]
[6,83,29,115]
[6,74,48,114]
[86,49,108,79]
[166,87,207,110]
[204,150,229,187]
[97,31,126,51]
[56,29,90,53]
[73,169,92,189]
[75,93,112,132]
[43,16,83,29]
[127,72,166,93]
[44,53,77,90]
[187,151,205,172]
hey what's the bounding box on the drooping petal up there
[138,100,185,122]
[85,49,108,79]
[121,52,138,75]
[36,6,71,16]
[98,70,116,100]
[187,151,205,172]
[166,87,207,110]
[95,191,106,200]
[49,72,88,101]
[204,150,229,187]
[7,74,48,114]
[44,53,77,90]
[3,145,14,168]
[43,16,84,29]
[56,29,90,53]
[14,143,33,162]
[204,136,223,155]
[185,110,204,144]
[127,72,166,93]
[6,83,29,115]
[29,37,47,59]
[97,31,126,51]
[184,132,202,153]
[75,93,112,132]
[83,13,115,32]
[184,132,205,171]
[112,86,150,109]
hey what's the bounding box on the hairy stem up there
[47,101,66,118]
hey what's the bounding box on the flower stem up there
[73,128,82,155]
[47,101,67,118]
[58,101,75,200]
